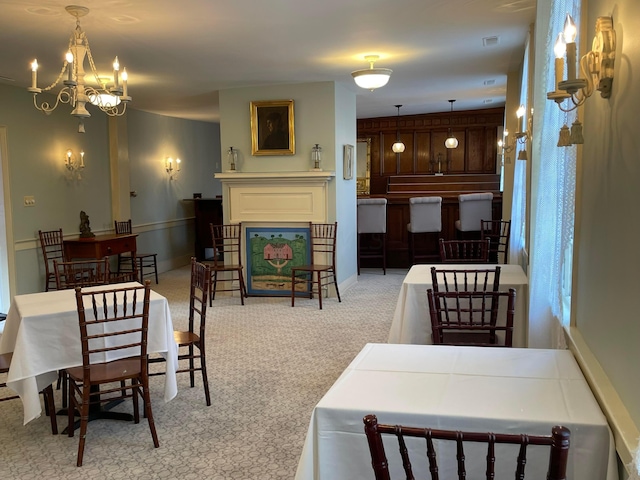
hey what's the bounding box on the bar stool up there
[455,193,493,239]
[357,198,387,275]
[407,196,442,265]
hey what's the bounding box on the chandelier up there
[351,55,392,91]
[28,5,131,132]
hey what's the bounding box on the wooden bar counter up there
[358,174,502,268]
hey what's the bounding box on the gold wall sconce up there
[165,157,181,179]
[65,149,85,179]
[547,14,616,146]
[498,105,532,161]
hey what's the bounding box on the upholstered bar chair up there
[455,192,493,239]
[407,196,442,265]
[357,198,387,275]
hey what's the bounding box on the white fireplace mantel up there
[214,171,336,223]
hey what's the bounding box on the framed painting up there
[343,144,354,180]
[245,226,310,296]
[250,100,295,156]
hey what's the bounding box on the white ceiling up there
[0,0,536,122]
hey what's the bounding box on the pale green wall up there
[0,82,220,295]
[574,0,640,434]
[218,81,358,284]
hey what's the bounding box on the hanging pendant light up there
[444,99,459,149]
[392,105,405,153]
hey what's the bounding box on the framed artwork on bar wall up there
[343,144,354,180]
[250,99,295,156]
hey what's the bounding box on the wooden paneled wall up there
[357,107,504,194]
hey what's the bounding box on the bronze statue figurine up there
[79,210,95,238]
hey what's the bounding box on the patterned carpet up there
[0,267,406,478]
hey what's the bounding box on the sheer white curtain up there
[509,36,530,267]
[529,0,579,348]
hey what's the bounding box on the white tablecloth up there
[388,264,529,346]
[0,282,179,425]
[295,343,617,480]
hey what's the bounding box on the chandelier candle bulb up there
[176,158,181,171]
[113,56,119,88]
[80,151,85,167]
[121,68,128,97]
[66,51,74,83]
[66,150,72,166]
[30,59,38,89]
[563,14,578,81]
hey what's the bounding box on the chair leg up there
[291,270,296,307]
[382,233,387,275]
[199,346,211,407]
[61,370,67,408]
[333,269,341,303]
[237,269,245,305]
[189,345,195,388]
[132,379,140,423]
[316,271,323,310]
[142,378,160,448]
[76,386,91,466]
[42,384,58,435]
[153,255,159,284]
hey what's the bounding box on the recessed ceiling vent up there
[483,36,500,47]
[483,99,494,104]
[483,79,496,86]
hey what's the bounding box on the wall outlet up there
[24,196,35,206]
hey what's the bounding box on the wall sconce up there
[65,149,85,179]
[547,14,616,145]
[311,143,322,170]
[498,105,532,160]
[227,147,238,172]
[165,157,181,179]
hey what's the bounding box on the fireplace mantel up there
[214,171,336,223]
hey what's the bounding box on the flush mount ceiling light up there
[392,105,405,153]
[444,99,459,149]
[351,55,392,91]
[28,5,131,132]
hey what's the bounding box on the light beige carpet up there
[0,267,406,478]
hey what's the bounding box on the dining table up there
[388,263,529,346]
[0,282,179,425]
[295,343,618,480]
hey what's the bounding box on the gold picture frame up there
[250,100,295,155]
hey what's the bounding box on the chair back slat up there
[75,282,150,371]
[427,288,516,347]
[363,415,570,480]
[210,223,243,268]
[440,238,490,263]
[481,220,511,264]
[54,258,110,290]
[309,222,338,265]
[39,229,65,291]
[114,219,133,235]
[431,267,501,293]
[189,257,211,336]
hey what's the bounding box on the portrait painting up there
[250,100,295,155]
